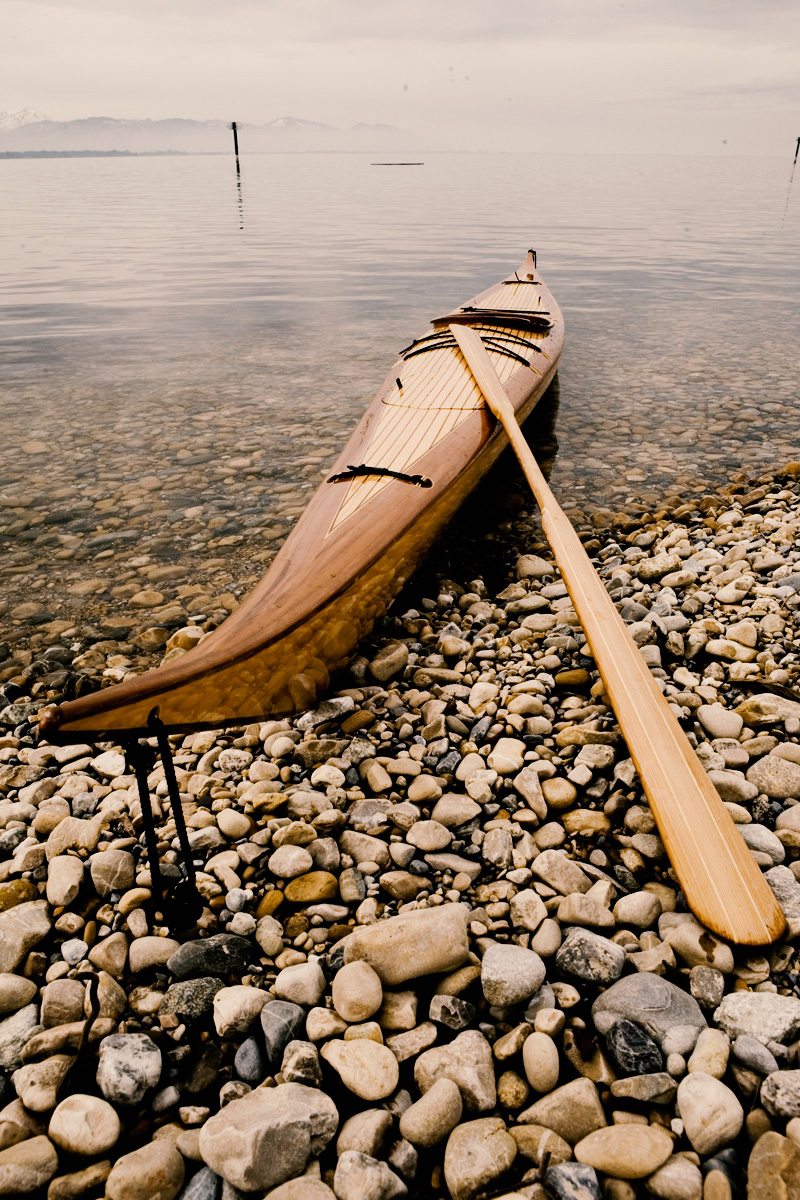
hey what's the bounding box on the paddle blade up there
[450,322,786,945]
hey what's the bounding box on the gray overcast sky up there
[5,0,799,154]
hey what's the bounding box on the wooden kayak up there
[39,250,564,743]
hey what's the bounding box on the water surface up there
[0,152,798,629]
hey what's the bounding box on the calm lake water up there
[0,152,798,624]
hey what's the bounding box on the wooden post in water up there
[231,121,241,177]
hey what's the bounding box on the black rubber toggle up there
[328,463,433,488]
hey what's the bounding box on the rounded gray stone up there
[481,943,546,1007]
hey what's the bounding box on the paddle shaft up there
[450,323,785,945]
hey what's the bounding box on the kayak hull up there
[40,251,564,741]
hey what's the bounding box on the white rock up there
[0,902,51,973]
[96,1033,162,1105]
[444,1117,517,1200]
[213,985,268,1036]
[0,1004,39,1070]
[274,961,326,1007]
[522,1031,560,1093]
[333,1150,407,1200]
[128,936,180,973]
[268,845,314,879]
[487,737,526,775]
[481,943,546,1007]
[49,1093,120,1154]
[46,855,84,907]
[0,974,36,1017]
[90,749,126,779]
[687,1028,730,1078]
[320,1039,399,1100]
[509,890,547,933]
[697,704,743,741]
[677,1072,742,1154]
[200,1082,338,1192]
[255,915,284,957]
[714,991,800,1044]
[415,1030,496,1113]
[343,903,469,985]
[406,821,451,852]
[332,962,383,1024]
[644,1153,703,1199]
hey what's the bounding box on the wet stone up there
[519,1076,607,1145]
[198,1082,338,1192]
[605,1019,663,1076]
[761,1070,800,1118]
[429,994,475,1031]
[96,1033,162,1106]
[481,943,546,1007]
[555,928,626,984]
[592,974,706,1048]
[443,1117,517,1200]
[545,1162,601,1200]
[746,1131,800,1200]
[160,977,223,1022]
[333,1150,407,1200]
[260,1001,306,1070]
[167,935,255,979]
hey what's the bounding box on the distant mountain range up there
[0,109,52,130]
[0,114,414,153]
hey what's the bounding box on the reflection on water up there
[0,151,798,627]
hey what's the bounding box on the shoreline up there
[0,463,800,1196]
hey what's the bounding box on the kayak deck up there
[39,250,564,743]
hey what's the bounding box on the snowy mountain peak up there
[0,109,51,130]
[264,116,336,131]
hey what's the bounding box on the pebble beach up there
[0,453,800,1199]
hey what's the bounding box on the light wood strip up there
[331,403,471,529]
[481,284,541,311]
[330,307,548,529]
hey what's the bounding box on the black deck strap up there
[403,327,543,368]
[433,307,552,333]
[460,306,553,327]
[482,329,545,354]
[328,463,433,488]
[148,712,204,934]
[400,326,543,358]
[403,335,533,368]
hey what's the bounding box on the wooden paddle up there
[450,322,785,946]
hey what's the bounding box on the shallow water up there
[0,151,798,630]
